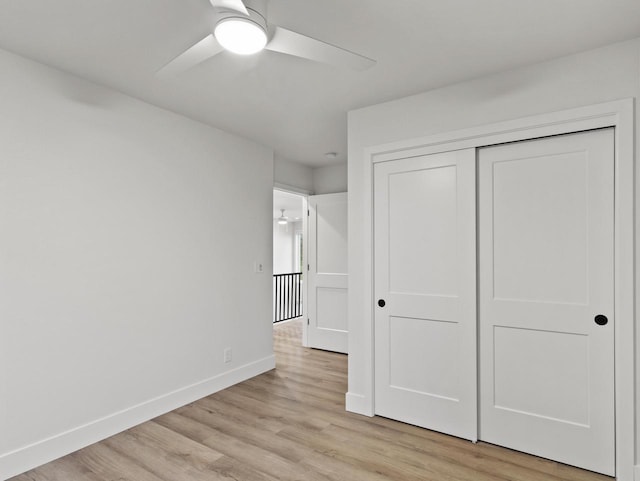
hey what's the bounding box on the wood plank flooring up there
[12,319,611,481]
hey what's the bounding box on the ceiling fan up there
[277,209,289,225]
[158,0,376,76]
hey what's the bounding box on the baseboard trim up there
[345,392,374,416]
[0,355,275,480]
[634,464,640,481]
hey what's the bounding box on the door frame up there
[354,99,634,480]
[273,185,309,346]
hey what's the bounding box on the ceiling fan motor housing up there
[216,0,268,34]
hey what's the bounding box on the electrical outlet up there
[254,261,264,273]
[223,348,232,364]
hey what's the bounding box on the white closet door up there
[478,129,615,476]
[307,193,348,353]
[374,149,477,440]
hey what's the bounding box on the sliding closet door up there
[478,129,615,475]
[374,149,477,440]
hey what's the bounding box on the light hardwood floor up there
[12,319,610,481]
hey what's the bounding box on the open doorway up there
[273,189,306,325]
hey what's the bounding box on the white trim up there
[273,316,303,326]
[302,195,309,346]
[612,100,636,481]
[0,355,276,480]
[367,101,630,162]
[309,192,349,202]
[353,98,635,481]
[274,182,313,196]
[346,392,374,416]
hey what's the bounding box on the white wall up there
[313,163,347,195]
[0,48,275,479]
[274,156,313,193]
[348,38,640,471]
[274,157,346,195]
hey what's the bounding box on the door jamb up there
[273,186,310,346]
[356,99,635,481]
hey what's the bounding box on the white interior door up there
[478,129,615,476]
[307,192,348,353]
[374,149,477,440]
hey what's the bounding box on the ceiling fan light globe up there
[214,18,267,55]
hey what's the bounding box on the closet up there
[373,128,615,476]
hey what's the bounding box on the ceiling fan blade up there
[265,26,376,71]
[157,34,224,77]
[209,0,248,15]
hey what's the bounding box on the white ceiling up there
[273,189,304,221]
[1,1,640,167]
